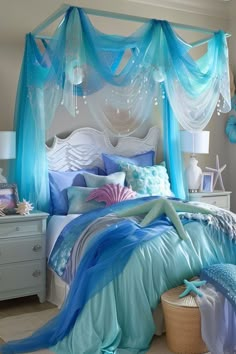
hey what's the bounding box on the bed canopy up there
[10,5,231,211]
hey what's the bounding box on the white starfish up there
[116,198,214,241]
[206,155,226,191]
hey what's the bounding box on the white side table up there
[188,191,231,210]
[0,211,48,302]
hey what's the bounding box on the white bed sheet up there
[46,214,80,258]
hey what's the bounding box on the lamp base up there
[0,168,7,183]
[185,156,202,192]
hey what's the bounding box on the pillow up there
[86,184,137,206]
[83,171,126,188]
[102,151,155,175]
[49,167,99,215]
[120,163,172,197]
[67,186,105,214]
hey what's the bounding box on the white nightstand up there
[0,211,48,303]
[188,191,231,210]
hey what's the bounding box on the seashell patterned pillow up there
[86,183,137,206]
[120,162,173,197]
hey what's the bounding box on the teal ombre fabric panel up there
[163,97,187,200]
[8,34,50,211]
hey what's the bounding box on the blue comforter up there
[1,197,236,354]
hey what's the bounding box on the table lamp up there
[0,131,16,183]
[180,130,210,192]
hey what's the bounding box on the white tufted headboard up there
[46,126,159,171]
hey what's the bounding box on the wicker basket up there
[161,285,208,354]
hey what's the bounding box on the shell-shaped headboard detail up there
[46,126,159,171]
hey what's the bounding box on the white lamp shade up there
[0,131,16,160]
[180,130,210,154]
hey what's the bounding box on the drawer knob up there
[32,244,42,252]
[16,226,20,231]
[32,270,41,278]
[213,201,217,205]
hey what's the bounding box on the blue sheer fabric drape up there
[8,6,230,211]
[9,34,50,210]
[0,198,174,353]
[163,96,187,200]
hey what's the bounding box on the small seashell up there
[16,199,34,215]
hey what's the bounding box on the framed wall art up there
[200,172,214,193]
[0,183,19,215]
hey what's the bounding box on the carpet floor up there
[0,307,209,354]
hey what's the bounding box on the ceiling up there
[0,0,233,45]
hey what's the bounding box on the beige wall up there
[0,0,234,209]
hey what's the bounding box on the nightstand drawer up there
[0,236,44,264]
[0,261,44,292]
[201,195,228,209]
[0,220,43,238]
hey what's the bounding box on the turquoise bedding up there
[1,197,236,354]
[52,219,236,354]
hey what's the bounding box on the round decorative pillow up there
[225,115,236,143]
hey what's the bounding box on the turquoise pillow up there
[120,163,173,196]
[83,171,126,188]
[67,186,105,214]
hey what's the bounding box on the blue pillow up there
[102,150,155,175]
[49,168,99,215]
[67,186,105,214]
[83,171,126,188]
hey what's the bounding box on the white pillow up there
[83,171,126,188]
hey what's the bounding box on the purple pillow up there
[49,168,99,215]
[102,151,155,175]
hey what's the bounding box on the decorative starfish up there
[206,154,226,191]
[179,279,207,298]
[116,198,214,241]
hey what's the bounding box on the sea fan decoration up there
[86,183,137,206]
[16,199,34,215]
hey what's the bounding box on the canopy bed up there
[2,4,235,354]
[9,5,231,212]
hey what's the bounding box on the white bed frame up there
[46,126,159,171]
[46,125,163,331]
